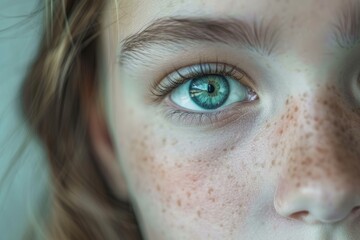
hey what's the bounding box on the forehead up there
[98,0,359,76]
[110,0,360,55]
[115,0,345,29]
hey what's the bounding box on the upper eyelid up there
[149,62,255,103]
[165,63,246,85]
[173,63,238,78]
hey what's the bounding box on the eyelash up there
[150,62,256,126]
[151,62,240,99]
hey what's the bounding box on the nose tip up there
[274,185,360,224]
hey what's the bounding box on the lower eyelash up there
[163,108,224,126]
[162,99,257,127]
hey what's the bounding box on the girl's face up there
[98,0,360,239]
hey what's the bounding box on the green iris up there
[189,75,230,110]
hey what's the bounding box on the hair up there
[21,0,142,239]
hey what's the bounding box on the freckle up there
[177,199,182,207]
[156,184,161,191]
[294,106,299,112]
[286,99,289,105]
[279,129,284,135]
[223,148,228,152]
[227,175,233,179]
[305,133,313,139]
[175,163,183,168]
[230,146,235,151]
[271,159,276,166]
[316,147,327,154]
[340,125,346,133]
[208,187,214,195]
[197,210,202,218]
[305,157,313,164]
[186,192,192,198]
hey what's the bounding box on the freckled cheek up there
[115,123,259,230]
[112,99,271,233]
[130,151,256,225]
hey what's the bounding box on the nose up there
[273,92,360,224]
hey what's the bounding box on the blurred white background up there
[0,0,49,239]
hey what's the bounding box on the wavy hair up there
[21,0,141,239]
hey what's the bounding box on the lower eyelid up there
[161,96,259,128]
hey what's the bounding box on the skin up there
[92,0,360,239]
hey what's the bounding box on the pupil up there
[207,84,215,93]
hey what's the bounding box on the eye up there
[170,70,257,112]
[151,62,258,125]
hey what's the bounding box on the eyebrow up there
[118,17,280,65]
[333,1,360,49]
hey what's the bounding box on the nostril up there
[289,211,322,224]
[348,206,360,222]
[352,206,360,213]
[289,211,309,221]
[351,206,360,216]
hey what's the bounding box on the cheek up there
[112,104,270,235]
